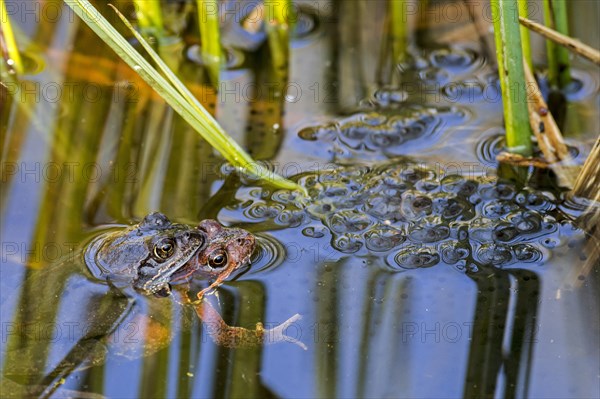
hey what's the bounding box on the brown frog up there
[86,212,303,349]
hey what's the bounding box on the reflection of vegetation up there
[2,82,116,396]
[37,287,132,397]
[0,0,24,74]
[464,265,539,398]
[244,42,288,160]
[64,0,300,191]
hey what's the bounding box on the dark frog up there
[85,212,255,297]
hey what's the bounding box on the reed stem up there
[517,0,532,70]
[491,0,532,156]
[543,0,571,88]
[133,0,164,34]
[197,0,222,87]
[264,0,293,80]
[0,0,24,74]
[389,0,409,64]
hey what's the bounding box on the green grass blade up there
[64,0,302,192]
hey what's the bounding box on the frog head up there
[88,212,207,297]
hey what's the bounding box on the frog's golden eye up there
[154,238,175,260]
[208,250,228,268]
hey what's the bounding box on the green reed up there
[517,0,532,70]
[64,0,302,192]
[543,0,571,88]
[0,0,24,74]
[197,0,222,86]
[491,0,532,156]
[133,0,164,34]
[264,0,294,79]
[389,0,409,64]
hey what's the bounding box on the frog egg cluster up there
[297,46,492,160]
[298,107,465,160]
[230,162,581,271]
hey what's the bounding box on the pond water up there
[1,1,599,398]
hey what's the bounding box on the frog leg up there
[181,291,306,349]
[193,262,238,303]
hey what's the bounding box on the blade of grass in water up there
[64,0,302,192]
[490,0,532,156]
[0,0,24,74]
[196,0,222,87]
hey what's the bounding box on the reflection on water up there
[1,1,599,398]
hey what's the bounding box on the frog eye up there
[154,238,175,260]
[208,250,228,268]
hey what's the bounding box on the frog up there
[85,212,304,349]
[86,212,208,297]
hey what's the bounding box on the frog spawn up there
[298,106,466,160]
[228,162,581,271]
